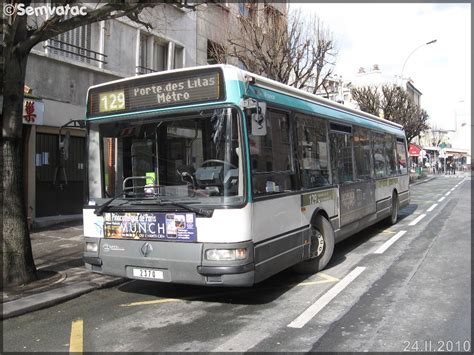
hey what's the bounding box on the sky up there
[291,2,471,143]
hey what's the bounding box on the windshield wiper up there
[95,195,213,218]
[94,195,126,216]
[157,199,213,217]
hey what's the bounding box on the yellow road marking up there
[377,230,397,235]
[121,298,182,307]
[69,319,83,353]
[298,272,340,286]
[121,273,341,307]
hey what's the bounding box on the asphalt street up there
[2,175,471,352]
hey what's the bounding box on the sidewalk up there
[1,221,125,320]
[410,170,471,185]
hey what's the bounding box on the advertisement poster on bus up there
[103,212,197,241]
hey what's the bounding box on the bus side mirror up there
[251,101,267,136]
[59,131,70,161]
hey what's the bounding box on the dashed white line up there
[373,230,407,254]
[438,196,446,202]
[287,267,366,329]
[445,191,451,196]
[408,213,426,226]
[427,203,438,212]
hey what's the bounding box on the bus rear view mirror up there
[251,101,267,136]
[59,130,70,161]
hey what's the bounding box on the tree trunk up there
[2,47,37,286]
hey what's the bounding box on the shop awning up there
[408,143,422,157]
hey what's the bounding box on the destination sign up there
[88,69,224,117]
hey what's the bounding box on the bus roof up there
[87,64,404,132]
[235,67,404,130]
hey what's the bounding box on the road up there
[2,175,471,352]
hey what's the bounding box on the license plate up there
[132,268,164,280]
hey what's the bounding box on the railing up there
[45,39,107,64]
[136,66,157,75]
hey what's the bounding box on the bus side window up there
[385,134,398,176]
[353,126,372,180]
[396,138,408,174]
[329,130,354,184]
[250,109,295,196]
[295,114,330,189]
[372,132,387,178]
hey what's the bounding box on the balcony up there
[136,66,157,75]
[45,39,107,64]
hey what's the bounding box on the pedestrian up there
[452,161,456,175]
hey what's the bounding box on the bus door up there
[329,124,375,227]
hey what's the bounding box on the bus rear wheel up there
[293,216,335,274]
[386,192,399,225]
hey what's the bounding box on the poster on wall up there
[103,212,197,242]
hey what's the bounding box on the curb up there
[410,176,436,186]
[1,277,126,320]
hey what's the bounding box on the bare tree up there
[1,0,196,287]
[209,6,337,92]
[381,84,430,143]
[350,84,430,144]
[350,86,381,116]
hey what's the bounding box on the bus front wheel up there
[293,216,335,274]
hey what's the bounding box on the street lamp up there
[400,39,437,80]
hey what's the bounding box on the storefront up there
[408,143,422,168]
[23,94,86,226]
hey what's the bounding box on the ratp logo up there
[3,3,87,17]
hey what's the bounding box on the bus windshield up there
[94,107,244,206]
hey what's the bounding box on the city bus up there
[82,65,409,286]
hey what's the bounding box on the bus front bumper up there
[83,237,255,287]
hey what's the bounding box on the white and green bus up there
[82,65,409,286]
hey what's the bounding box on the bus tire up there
[293,216,335,274]
[386,192,399,225]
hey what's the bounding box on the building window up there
[238,1,249,17]
[138,32,151,73]
[136,33,185,75]
[173,45,184,69]
[153,39,168,71]
[207,40,224,65]
[46,23,106,65]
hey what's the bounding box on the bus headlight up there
[85,242,98,253]
[205,248,248,261]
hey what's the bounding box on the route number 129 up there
[99,90,125,113]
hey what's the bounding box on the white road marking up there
[287,267,366,329]
[438,196,446,202]
[373,231,407,254]
[213,329,269,352]
[408,214,426,226]
[445,191,451,196]
[426,203,438,212]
